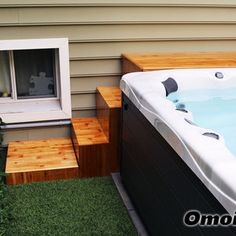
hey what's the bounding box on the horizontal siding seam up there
[1,3,236,8]
[70,56,119,61]
[1,21,236,27]
[72,106,96,111]
[71,90,96,95]
[70,73,121,78]
[69,37,236,44]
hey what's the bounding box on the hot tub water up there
[168,87,236,156]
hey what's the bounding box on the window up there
[0,38,71,124]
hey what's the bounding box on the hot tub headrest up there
[162,77,178,96]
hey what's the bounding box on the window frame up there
[0,38,71,124]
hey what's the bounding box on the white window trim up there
[0,38,71,124]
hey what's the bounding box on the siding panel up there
[71,75,120,92]
[69,40,236,58]
[71,93,95,110]
[1,24,236,41]
[0,9,19,24]
[70,59,121,76]
[3,7,236,25]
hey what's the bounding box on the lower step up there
[6,138,79,185]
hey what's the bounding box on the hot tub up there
[120,68,236,235]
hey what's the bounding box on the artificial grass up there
[0,147,8,236]
[0,148,6,173]
[6,177,137,236]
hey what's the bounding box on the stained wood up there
[71,118,109,178]
[7,168,79,186]
[96,86,121,139]
[71,118,109,146]
[96,87,121,173]
[96,90,110,139]
[97,87,121,109]
[6,138,79,185]
[122,52,236,74]
[78,143,109,178]
[71,87,121,177]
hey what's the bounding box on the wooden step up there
[72,87,121,178]
[96,87,121,173]
[71,117,109,178]
[97,87,121,109]
[5,86,122,184]
[96,87,121,140]
[72,117,109,146]
[6,138,79,185]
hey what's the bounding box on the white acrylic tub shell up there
[120,68,236,215]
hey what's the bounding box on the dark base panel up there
[121,93,236,236]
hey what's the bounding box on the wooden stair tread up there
[72,118,109,146]
[6,138,78,174]
[97,87,121,109]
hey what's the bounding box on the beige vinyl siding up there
[1,1,236,142]
[3,126,70,145]
[1,2,236,117]
[71,75,120,93]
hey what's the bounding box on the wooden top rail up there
[122,52,236,74]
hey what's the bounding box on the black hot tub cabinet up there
[121,93,236,235]
[120,69,236,236]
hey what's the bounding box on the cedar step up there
[6,138,79,185]
[97,87,121,109]
[71,117,109,178]
[72,117,109,146]
[71,87,121,178]
[96,87,121,173]
[96,87,121,140]
[5,86,122,184]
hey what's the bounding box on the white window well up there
[0,38,71,124]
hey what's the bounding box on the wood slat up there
[6,168,79,185]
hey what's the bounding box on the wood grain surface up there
[6,138,79,184]
[122,52,236,74]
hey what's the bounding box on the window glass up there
[0,51,11,98]
[14,49,57,99]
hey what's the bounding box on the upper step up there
[96,87,121,140]
[97,87,121,109]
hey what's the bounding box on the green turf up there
[0,148,6,173]
[6,177,137,236]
